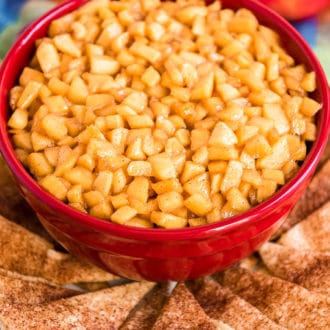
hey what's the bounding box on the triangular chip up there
[216,267,330,329]
[239,254,270,274]
[0,273,78,306]
[191,277,284,330]
[278,201,330,252]
[76,281,114,292]
[121,284,169,329]
[0,215,118,284]
[0,267,50,284]
[0,156,50,239]
[151,282,229,330]
[277,159,330,235]
[0,281,154,330]
[318,138,330,168]
[259,242,330,295]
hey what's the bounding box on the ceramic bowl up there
[0,0,329,281]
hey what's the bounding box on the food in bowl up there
[7,0,321,229]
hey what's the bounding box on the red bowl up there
[0,0,329,281]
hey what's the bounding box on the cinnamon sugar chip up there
[239,254,270,274]
[318,138,330,168]
[152,282,229,330]
[0,215,118,284]
[278,201,330,252]
[216,267,330,329]
[121,284,169,330]
[0,267,53,284]
[77,281,112,292]
[278,159,330,235]
[0,273,78,306]
[259,242,330,296]
[0,281,154,330]
[0,156,51,239]
[191,277,284,330]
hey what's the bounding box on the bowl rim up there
[0,0,329,242]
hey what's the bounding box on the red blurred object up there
[258,0,330,20]
[0,0,329,282]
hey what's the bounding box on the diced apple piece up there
[180,161,205,183]
[191,72,214,100]
[183,172,211,199]
[221,160,243,193]
[257,136,290,170]
[191,129,210,151]
[184,193,213,216]
[208,122,238,146]
[148,153,176,180]
[150,211,187,229]
[300,96,321,117]
[151,178,183,195]
[208,146,239,160]
[263,104,290,135]
[262,169,285,185]
[157,191,184,213]
[236,125,259,145]
[244,135,272,158]
[257,179,278,203]
[127,177,149,203]
[226,187,251,212]
[111,205,137,225]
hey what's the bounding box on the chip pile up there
[0,151,329,329]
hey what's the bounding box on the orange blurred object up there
[258,0,330,20]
